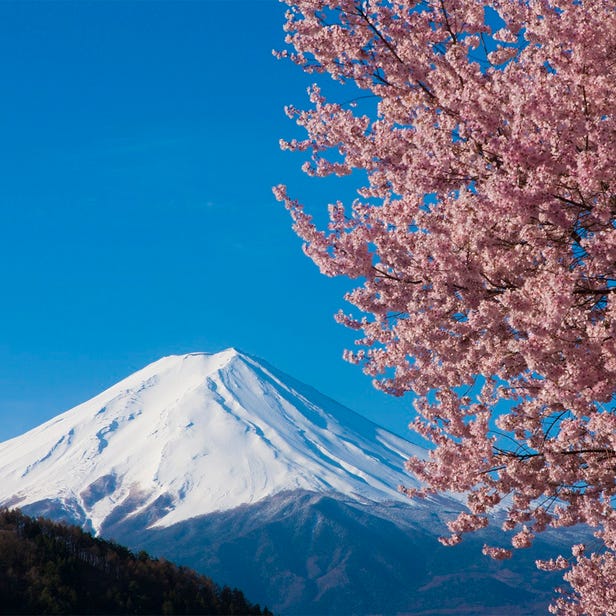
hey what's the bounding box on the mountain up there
[0,349,423,533]
[0,350,565,614]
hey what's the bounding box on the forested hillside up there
[0,508,269,615]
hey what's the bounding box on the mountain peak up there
[136,347,244,374]
[177,347,244,362]
[0,351,422,533]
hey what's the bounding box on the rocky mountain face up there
[0,350,564,614]
[107,489,565,615]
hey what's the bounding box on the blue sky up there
[0,0,415,442]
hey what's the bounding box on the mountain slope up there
[107,490,565,615]
[0,349,423,533]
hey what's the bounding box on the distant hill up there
[0,508,269,615]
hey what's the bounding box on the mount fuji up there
[0,350,564,614]
[0,349,422,533]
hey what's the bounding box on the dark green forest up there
[0,508,270,615]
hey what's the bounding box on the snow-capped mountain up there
[0,349,421,533]
[0,350,565,614]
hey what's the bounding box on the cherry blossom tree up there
[274,0,616,612]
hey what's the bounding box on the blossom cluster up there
[275,0,616,611]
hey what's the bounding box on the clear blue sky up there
[0,0,415,442]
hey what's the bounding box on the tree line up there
[0,508,270,615]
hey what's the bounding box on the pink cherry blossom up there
[275,0,616,611]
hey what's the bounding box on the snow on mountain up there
[0,349,424,533]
